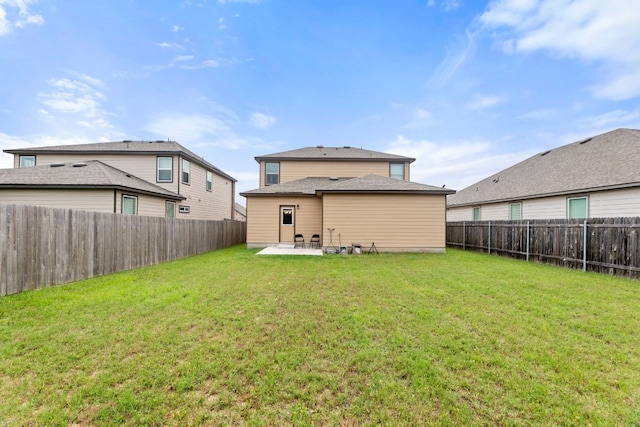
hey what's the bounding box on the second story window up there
[182,159,190,184]
[265,162,279,185]
[157,157,173,182]
[206,170,213,191]
[390,163,404,180]
[19,155,36,168]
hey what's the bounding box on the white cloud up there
[172,25,183,32]
[156,42,183,49]
[0,0,44,35]
[249,112,276,129]
[429,29,476,87]
[468,94,507,109]
[579,108,640,129]
[518,108,557,119]
[38,76,113,128]
[480,0,640,100]
[387,134,537,191]
[144,113,247,149]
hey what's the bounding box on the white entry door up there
[279,206,295,243]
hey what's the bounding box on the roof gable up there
[447,128,640,207]
[255,146,415,163]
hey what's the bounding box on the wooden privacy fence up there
[447,218,640,279]
[0,203,247,296]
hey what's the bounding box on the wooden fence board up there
[1,203,246,296]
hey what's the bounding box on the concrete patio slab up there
[256,244,323,256]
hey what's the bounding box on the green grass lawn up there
[1,246,639,426]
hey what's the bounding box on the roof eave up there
[0,183,186,200]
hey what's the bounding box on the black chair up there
[294,234,305,248]
[309,234,321,249]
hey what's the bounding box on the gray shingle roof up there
[0,161,185,200]
[4,140,236,182]
[255,146,415,162]
[241,175,454,196]
[447,128,640,207]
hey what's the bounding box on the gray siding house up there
[447,128,640,221]
[3,140,237,220]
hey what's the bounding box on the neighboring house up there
[241,146,455,252]
[234,203,247,221]
[447,128,640,221]
[4,140,236,220]
[0,161,184,215]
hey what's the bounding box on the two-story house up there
[240,146,455,252]
[2,140,236,220]
[446,128,640,221]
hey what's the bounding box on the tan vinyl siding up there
[246,196,322,247]
[259,160,403,187]
[0,189,114,212]
[323,193,447,252]
[176,160,234,220]
[114,191,171,217]
[23,152,234,220]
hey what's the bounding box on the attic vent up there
[316,145,324,148]
[540,150,551,156]
[579,137,592,145]
[72,162,87,168]
[155,140,165,143]
[122,140,132,143]
[329,176,339,181]
[125,174,132,178]
[344,146,351,149]
[50,163,65,168]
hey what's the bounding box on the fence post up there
[583,219,588,272]
[526,221,530,262]
[463,222,466,250]
[488,221,491,254]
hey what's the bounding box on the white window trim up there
[390,163,404,180]
[122,195,138,215]
[157,156,173,182]
[182,159,190,185]
[473,207,481,221]
[206,170,213,192]
[166,201,176,218]
[509,202,522,220]
[567,196,589,219]
[19,155,36,168]
[265,162,279,186]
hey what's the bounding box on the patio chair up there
[309,234,321,249]
[294,234,305,248]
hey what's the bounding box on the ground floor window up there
[473,207,481,221]
[568,196,588,219]
[166,201,176,218]
[281,207,293,225]
[122,195,138,215]
[509,202,522,220]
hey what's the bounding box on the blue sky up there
[2,0,640,202]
